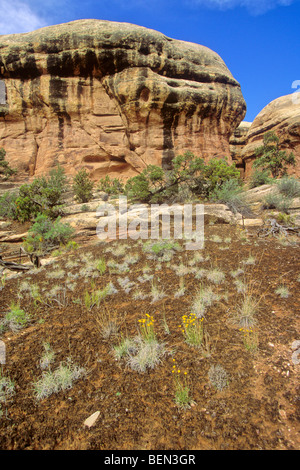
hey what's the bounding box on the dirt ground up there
[0,220,299,450]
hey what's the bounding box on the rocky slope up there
[0,19,246,180]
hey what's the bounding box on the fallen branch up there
[257,218,300,238]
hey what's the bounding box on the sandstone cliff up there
[229,121,252,175]
[241,94,300,178]
[0,19,246,180]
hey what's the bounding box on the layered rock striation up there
[0,19,246,179]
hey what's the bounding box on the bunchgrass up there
[39,342,55,370]
[191,284,219,318]
[33,360,86,400]
[275,285,290,298]
[0,371,15,404]
[208,364,229,391]
[206,267,225,284]
[125,336,166,373]
[234,293,260,328]
[95,306,119,339]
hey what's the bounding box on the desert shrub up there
[124,152,241,203]
[72,168,94,203]
[124,164,167,203]
[201,158,241,197]
[115,335,167,373]
[262,192,291,213]
[0,302,31,334]
[249,168,271,188]
[276,176,300,198]
[98,175,124,195]
[23,213,74,254]
[0,191,18,219]
[33,359,86,400]
[210,179,250,215]
[143,240,181,261]
[13,165,68,222]
[0,148,17,180]
[275,212,296,226]
[208,364,229,391]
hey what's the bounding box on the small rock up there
[291,340,300,350]
[84,411,100,428]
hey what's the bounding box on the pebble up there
[84,411,100,428]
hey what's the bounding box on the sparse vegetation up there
[23,213,74,255]
[0,157,299,449]
[0,148,17,180]
[72,168,94,203]
[33,359,86,400]
[208,364,229,391]
[0,302,31,334]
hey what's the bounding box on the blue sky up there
[0,0,299,122]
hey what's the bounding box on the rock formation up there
[229,121,252,176]
[241,94,300,178]
[0,19,246,180]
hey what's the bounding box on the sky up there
[0,0,299,122]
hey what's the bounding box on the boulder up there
[0,19,246,181]
[241,94,300,178]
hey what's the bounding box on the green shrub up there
[14,165,68,222]
[210,179,250,214]
[0,191,18,219]
[23,213,74,254]
[201,158,241,197]
[0,148,17,180]
[124,152,240,203]
[72,168,94,203]
[249,168,271,188]
[276,176,300,198]
[0,302,31,334]
[262,193,292,213]
[98,175,124,195]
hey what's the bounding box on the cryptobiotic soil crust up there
[0,221,299,450]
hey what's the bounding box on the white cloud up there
[187,0,296,15]
[0,0,47,34]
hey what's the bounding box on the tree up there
[124,151,241,203]
[0,148,17,180]
[72,168,94,203]
[124,152,205,203]
[15,165,68,222]
[253,131,295,178]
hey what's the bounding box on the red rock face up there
[242,94,300,178]
[0,19,246,180]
